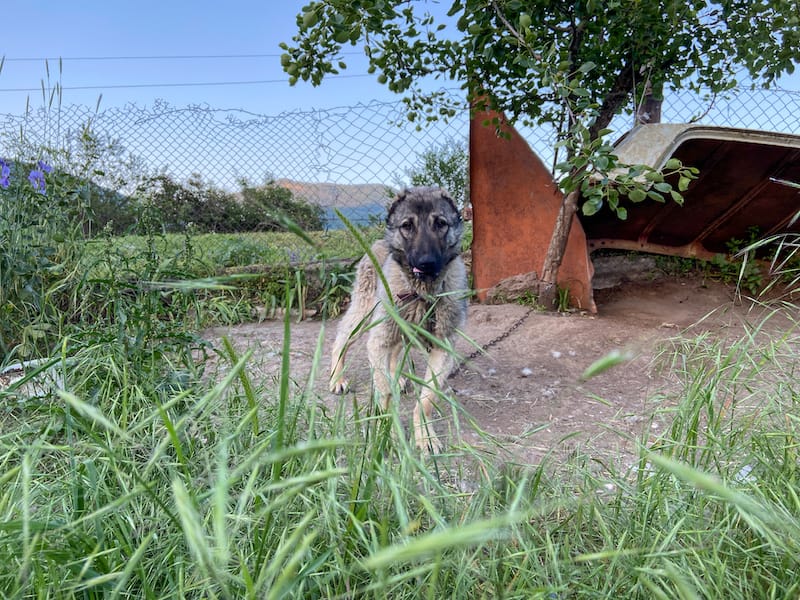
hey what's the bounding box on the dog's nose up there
[412,256,441,278]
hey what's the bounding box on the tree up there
[141,175,326,233]
[281,1,800,290]
[405,137,469,210]
[239,182,326,232]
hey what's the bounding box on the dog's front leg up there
[366,326,395,411]
[414,347,454,454]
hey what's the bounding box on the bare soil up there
[204,263,790,468]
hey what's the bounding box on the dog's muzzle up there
[411,260,442,280]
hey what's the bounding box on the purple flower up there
[28,169,46,193]
[27,161,51,194]
[0,159,10,189]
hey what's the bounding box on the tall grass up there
[3,141,800,596]
[3,293,800,597]
[3,260,800,598]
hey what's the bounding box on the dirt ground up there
[204,259,790,468]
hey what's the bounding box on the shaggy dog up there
[329,187,468,451]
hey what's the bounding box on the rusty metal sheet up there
[581,124,800,260]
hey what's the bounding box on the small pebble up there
[520,367,533,377]
[550,350,562,359]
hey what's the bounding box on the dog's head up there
[385,187,463,281]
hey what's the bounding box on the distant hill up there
[276,179,394,229]
[322,203,386,229]
[275,179,394,208]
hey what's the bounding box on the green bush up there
[125,175,325,234]
[0,158,84,357]
[84,174,326,235]
[406,137,469,209]
[239,181,325,232]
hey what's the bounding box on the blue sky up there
[2,1,799,118]
[0,1,414,116]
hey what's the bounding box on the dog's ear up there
[437,189,461,222]
[386,188,409,226]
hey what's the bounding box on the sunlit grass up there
[3,156,800,597]
[81,227,385,276]
[2,289,800,597]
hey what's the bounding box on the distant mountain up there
[275,179,394,229]
[275,179,394,209]
[322,203,386,229]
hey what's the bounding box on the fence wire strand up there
[0,85,798,257]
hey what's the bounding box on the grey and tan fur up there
[329,187,468,452]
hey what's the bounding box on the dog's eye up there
[400,220,415,233]
[433,218,449,232]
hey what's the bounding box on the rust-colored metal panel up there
[583,124,800,259]
[470,110,596,312]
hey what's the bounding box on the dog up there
[329,187,468,452]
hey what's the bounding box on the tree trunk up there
[636,94,663,124]
[539,188,580,307]
[541,188,580,283]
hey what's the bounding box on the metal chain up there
[450,306,536,377]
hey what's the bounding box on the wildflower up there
[0,159,10,189]
[27,161,52,194]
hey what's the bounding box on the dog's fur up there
[329,187,468,452]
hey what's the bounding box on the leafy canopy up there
[282,0,798,247]
[282,0,799,133]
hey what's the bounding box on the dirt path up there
[205,271,786,467]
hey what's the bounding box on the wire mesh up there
[0,85,798,261]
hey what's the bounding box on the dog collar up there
[396,290,419,303]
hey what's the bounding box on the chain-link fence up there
[1,84,799,255]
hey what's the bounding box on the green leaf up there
[578,61,596,73]
[628,188,647,203]
[580,349,635,380]
[644,170,664,182]
[664,157,682,170]
[594,155,609,170]
[302,10,319,29]
[581,197,603,216]
[678,176,691,192]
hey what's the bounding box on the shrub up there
[0,157,84,357]
[406,137,469,210]
[239,181,325,231]
[137,175,325,234]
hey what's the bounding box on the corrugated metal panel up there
[581,124,800,259]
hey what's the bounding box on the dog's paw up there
[397,376,410,393]
[415,430,443,455]
[329,377,350,394]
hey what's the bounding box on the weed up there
[515,290,544,309]
[556,286,571,312]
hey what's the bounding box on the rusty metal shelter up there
[470,113,800,313]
